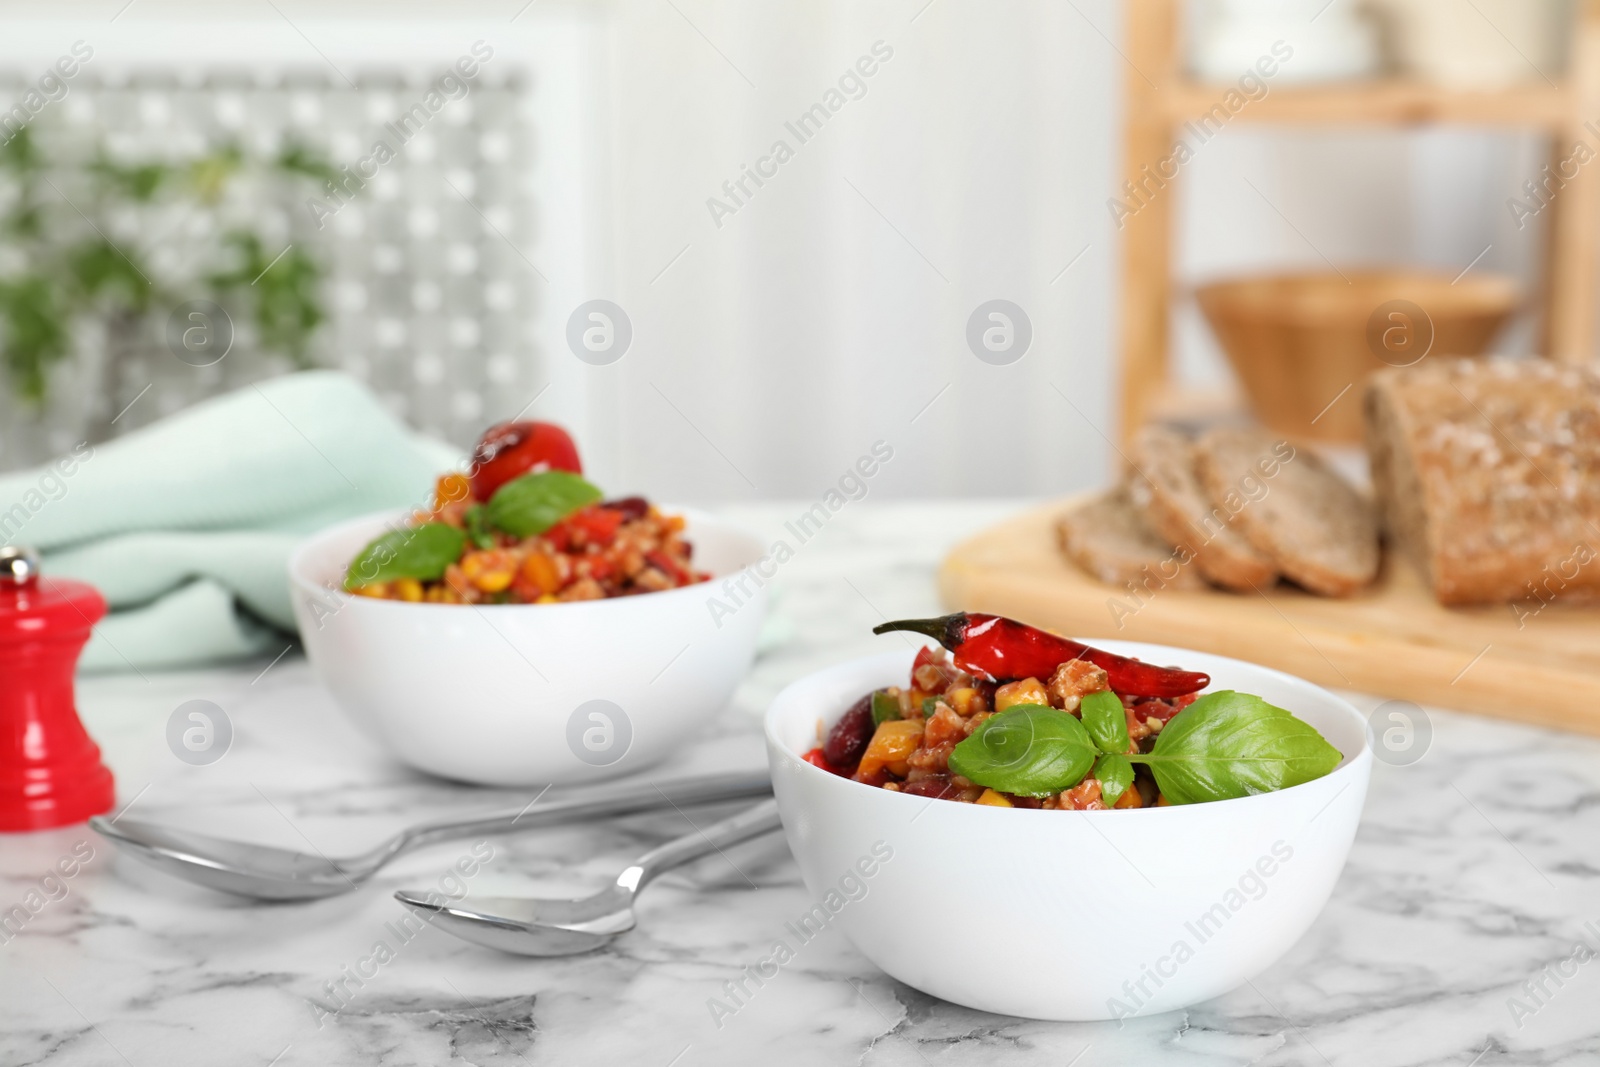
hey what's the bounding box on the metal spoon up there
[394,797,782,955]
[89,770,772,902]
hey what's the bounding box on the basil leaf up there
[464,504,494,550]
[872,690,902,726]
[1127,690,1342,805]
[344,522,465,590]
[486,470,602,538]
[948,705,1098,798]
[1080,689,1130,755]
[1094,753,1135,806]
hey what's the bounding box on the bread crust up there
[1364,358,1600,607]
[1195,426,1379,597]
[1056,486,1205,591]
[1130,425,1277,592]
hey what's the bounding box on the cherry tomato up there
[469,421,582,501]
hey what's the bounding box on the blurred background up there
[0,0,1577,500]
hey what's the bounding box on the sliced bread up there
[1365,358,1600,606]
[1129,425,1277,592]
[1195,426,1379,597]
[1057,485,1204,591]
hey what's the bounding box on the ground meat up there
[632,567,674,592]
[350,480,707,605]
[558,577,606,601]
[1054,778,1107,810]
[906,740,957,774]
[830,648,1187,812]
[923,706,966,747]
[1048,659,1110,712]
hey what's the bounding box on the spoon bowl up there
[91,816,362,900]
[393,888,637,956]
[395,798,782,955]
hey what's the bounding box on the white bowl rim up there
[765,644,1373,819]
[287,505,766,613]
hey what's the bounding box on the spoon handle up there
[391,770,773,856]
[617,798,783,895]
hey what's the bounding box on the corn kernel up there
[393,577,424,602]
[995,677,1049,711]
[976,788,1013,807]
[351,582,389,599]
[536,593,559,604]
[461,550,515,593]
[947,687,978,715]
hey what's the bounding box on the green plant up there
[0,126,333,428]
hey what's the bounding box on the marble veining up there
[5,501,1600,1066]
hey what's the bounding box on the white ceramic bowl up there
[765,642,1371,1021]
[290,508,766,786]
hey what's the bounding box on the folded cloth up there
[0,371,461,672]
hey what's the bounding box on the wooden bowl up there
[1196,270,1520,441]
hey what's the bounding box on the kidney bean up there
[602,496,650,521]
[901,774,959,800]
[823,693,874,771]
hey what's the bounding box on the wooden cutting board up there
[938,498,1600,736]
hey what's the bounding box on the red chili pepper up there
[872,613,1209,699]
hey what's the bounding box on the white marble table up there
[6,502,1600,1067]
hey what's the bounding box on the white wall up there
[0,0,1559,503]
[596,0,1119,503]
[594,0,1555,502]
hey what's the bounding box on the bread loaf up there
[1365,358,1600,607]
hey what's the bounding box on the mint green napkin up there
[0,371,460,672]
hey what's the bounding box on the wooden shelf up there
[1162,79,1572,129]
[1115,0,1600,451]
[1142,381,1246,427]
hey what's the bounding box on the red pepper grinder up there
[0,546,115,831]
